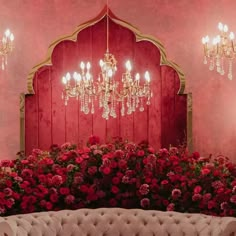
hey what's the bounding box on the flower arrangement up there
[0,135,236,217]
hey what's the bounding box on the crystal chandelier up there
[61,8,152,120]
[0,29,14,70]
[202,22,235,80]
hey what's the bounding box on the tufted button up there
[159,220,163,225]
[152,214,156,217]
[143,221,147,226]
[85,212,89,216]
[93,221,98,226]
[109,221,113,225]
[126,220,130,224]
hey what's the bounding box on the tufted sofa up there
[0,208,236,236]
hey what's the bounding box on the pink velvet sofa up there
[0,208,236,236]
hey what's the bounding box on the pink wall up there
[0,0,236,159]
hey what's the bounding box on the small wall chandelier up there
[202,22,235,80]
[0,29,14,70]
[61,5,152,120]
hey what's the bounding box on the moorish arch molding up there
[26,6,185,95]
[22,6,192,154]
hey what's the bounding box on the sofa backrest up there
[0,208,236,236]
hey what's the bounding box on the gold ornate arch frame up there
[20,6,193,152]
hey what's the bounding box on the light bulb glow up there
[223,24,228,32]
[218,22,223,31]
[66,72,71,81]
[135,73,140,80]
[5,29,10,37]
[62,76,67,84]
[230,32,235,40]
[125,60,132,71]
[80,62,85,70]
[86,62,91,70]
[145,71,150,82]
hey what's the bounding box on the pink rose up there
[192,193,202,202]
[230,195,236,204]
[140,198,150,208]
[3,187,13,197]
[52,175,63,186]
[171,189,181,199]
[139,184,149,195]
[65,195,75,204]
[167,203,175,211]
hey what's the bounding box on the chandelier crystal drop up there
[202,22,235,80]
[61,9,152,120]
[0,29,14,70]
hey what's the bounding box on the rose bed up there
[1,136,236,219]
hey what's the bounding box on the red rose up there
[75,157,83,164]
[112,177,120,185]
[59,187,70,195]
[88,135,100,145]
[137,150,145,157]
[80,185,88,193]
[109,198,117,207]
[161,180,169,185]
[192,151,200,159]
[208,200,216,209]
[194,186,202,194]
[46,202,53,210]
[50,193,58,203]
[201,168,210,175]
[111,186,119,194]
[102,167,111,175]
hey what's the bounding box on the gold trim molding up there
[26,6,185,95]
[20,93,25,151]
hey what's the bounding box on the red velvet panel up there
[25,16,187,154]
